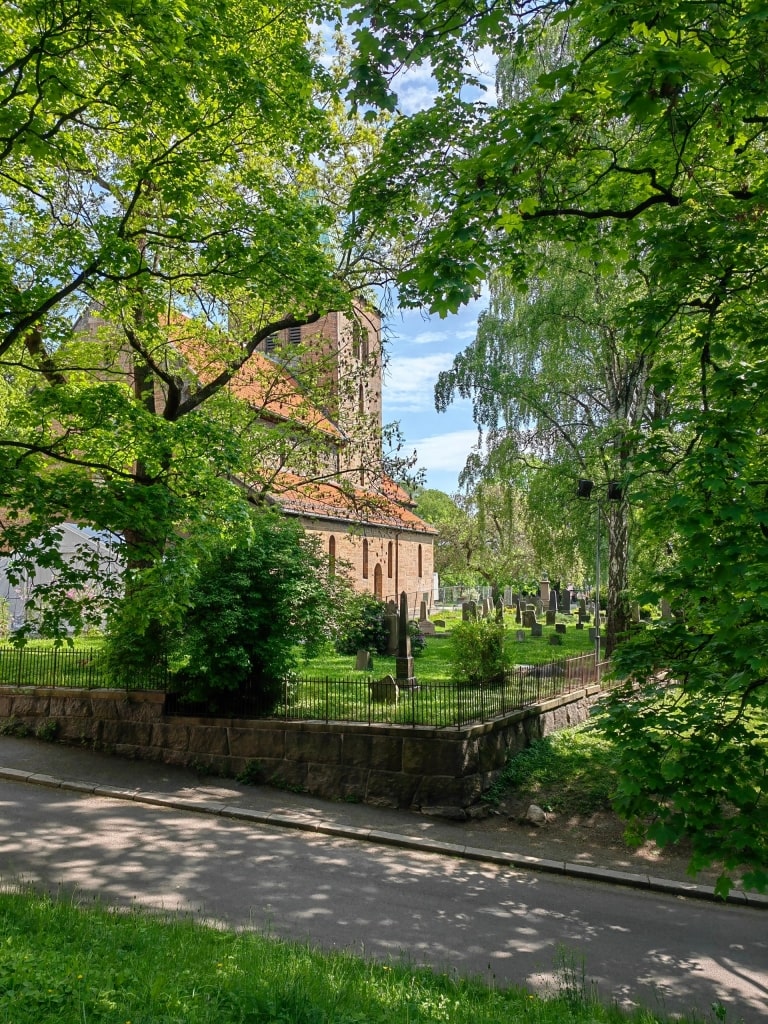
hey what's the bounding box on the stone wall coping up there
[0,685,165,705]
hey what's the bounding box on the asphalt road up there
[0,780,765,1021]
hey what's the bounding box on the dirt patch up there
[458,793,729,888]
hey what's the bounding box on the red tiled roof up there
[169,314,342,439]
[265,472,438,535]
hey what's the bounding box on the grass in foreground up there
[0,888,694,1023]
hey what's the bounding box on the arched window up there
[387,541,393,579]
[362,539,369,579]
[374,563,383,599]
[418,544,423,578]
[358,382,364,414]
[328,535,336,576]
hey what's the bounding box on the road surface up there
[0,780,765,1021]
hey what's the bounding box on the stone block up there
[342,732,403,771]
[150,721,190,752]
[416,772,482,809]
[228,726,285,759]
[365,770,420,809]
[530,623,543,637]
[265,761,309,793]
[187,725,230,757]
[555,623,567,634]
[286,729,342,765]
[402,736,474,776]
[307,763,366,802]
[99,719,153,747]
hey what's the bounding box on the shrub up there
[449,619,506,684]
[334,593,390,656]
[169,511,339,713]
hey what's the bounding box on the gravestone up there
[355,649,372,671]
[589,627,597,641]
[579,598,587,614]
[522,607,537,629]
[549,634,562,646]
[418,619,436,636]
[531,622,543,638]
[467,599,478,621]
[461,601,472,622]
[515,630,526,642]
[419,599,428,622]
[515,600,522,625]
[395,591,414,684]
[534,598,544,615]
[494,596,505,623]
[433,619,446,628]
[555,623,566,634]
[369,675,399,705]
[562,590,571,614]
[549,590,558,612]
[386,599,397,615]
[539,574,550,605]
[575,621,584,630]
[545,609,556,626]
[504,586,513,606]
[385,613,399,655]
[481,598,491,619]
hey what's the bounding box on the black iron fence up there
[0,644,167,691]
[0,644,600,730]
[166,653,601,729]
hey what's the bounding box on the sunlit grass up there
[0,888,695,1023]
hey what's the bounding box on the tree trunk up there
[605,501,630,656]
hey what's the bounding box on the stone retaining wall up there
[0,684,603,817]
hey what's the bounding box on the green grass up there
[0,888,698,1023]
[299,619,594,683]
[484,721,620,815]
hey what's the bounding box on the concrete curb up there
[2,765,766,910]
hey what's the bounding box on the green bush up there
[449,619,506,684]
[334,593,390,656]
[169,511,339,713]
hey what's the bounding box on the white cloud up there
[411,429,480,472]
[383,352,456,412]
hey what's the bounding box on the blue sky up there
[382,297,486,495]
[374,55,495,497]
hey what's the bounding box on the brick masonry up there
[0,684,603,817]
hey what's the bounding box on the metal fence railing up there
[1,645,600,730]
[0,645,168,691]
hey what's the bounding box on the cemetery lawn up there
[299,621,595,682]
[0,888,697,1024]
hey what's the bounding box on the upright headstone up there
[355,649,372,671]
[539,574,550,606]
[369,675,399,705]
[549,634,562,646]
[385,613,399,655]
[504,586,513,606]
[396,591,414,684]
[481,598,491,619]
[467,599,478,621]
[462,601,472,622]
[522,606,537,629]
[515,630,526,642]
[531,622,543,638]
[579,598,587,614]
[549,590,558,612]
[515,600,522,625]
[494,596,505,623]
[555,622,567,634]
[562,590,571,614]
[545,608,556,626]
[534,598,544,615]
[419,599,428,623]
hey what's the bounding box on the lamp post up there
[577,479,622,664]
